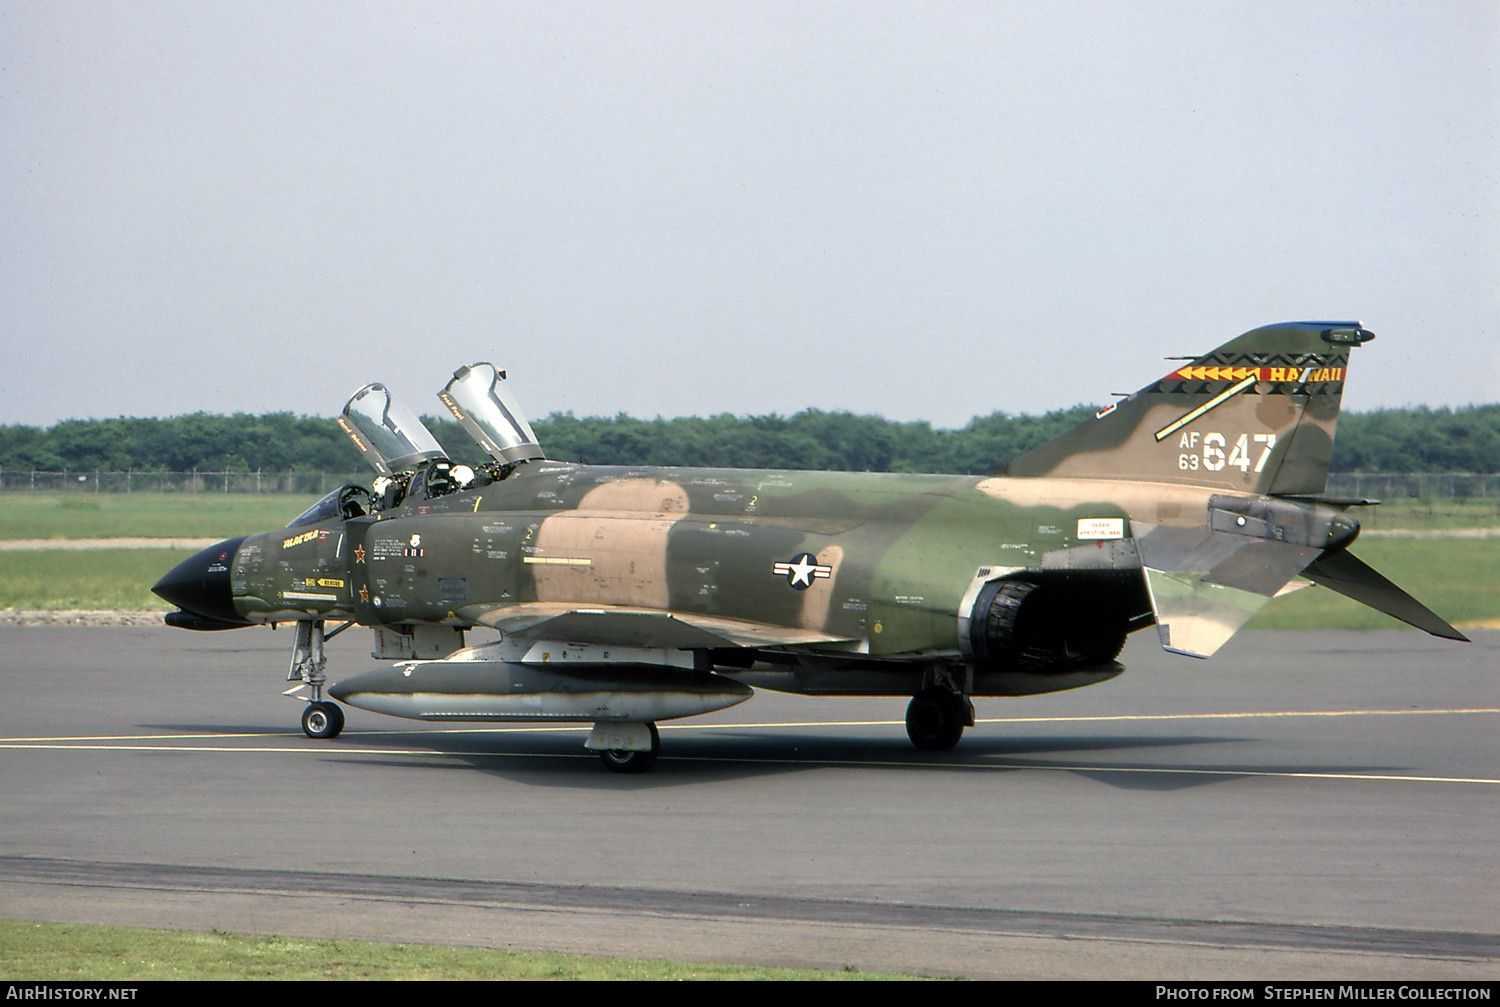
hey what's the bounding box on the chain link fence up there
[0,469,370,494]
[1324,473,1493,500]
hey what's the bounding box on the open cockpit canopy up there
[438,362,544,466]
[338,383,447,476]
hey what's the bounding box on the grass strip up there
[0,494,320,541]
[0,920,927,981]
[1249,537,1500,630]
[0,550,183,610]
[1349,499,1500,531]
[2,493,1498,542]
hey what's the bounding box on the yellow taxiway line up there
[1,707,1496,786]
[2,706,1496,745]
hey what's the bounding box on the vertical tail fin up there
[1005,321,1375,496]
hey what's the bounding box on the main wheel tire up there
[599,722,660,774]
[906,688,966,751]
[302,701,344,740]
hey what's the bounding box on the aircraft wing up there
[458,602,856,650]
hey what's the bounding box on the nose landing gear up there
[301,701,345,739]
[288,619,346,740]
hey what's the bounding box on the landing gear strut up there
[288,620,345,740]
[906,670,974,751]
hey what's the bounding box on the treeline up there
[0,405,1496,475]
[537,408,1097,473]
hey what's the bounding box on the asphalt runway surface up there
[1,624,1496,980]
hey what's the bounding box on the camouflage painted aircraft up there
[154,321,1466,772]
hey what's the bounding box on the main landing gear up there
[905,674,974,751]
[288,619,345,740]
[589,721,660,774]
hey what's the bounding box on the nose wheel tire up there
[599,722,660,774]
[302,701,345,740]
[906,688,967,751]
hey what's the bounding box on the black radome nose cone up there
[153,536,249,625]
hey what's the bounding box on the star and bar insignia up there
[773,552,833,591]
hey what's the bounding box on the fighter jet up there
[154,322,1466,772]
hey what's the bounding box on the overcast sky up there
[2,2,1495,431]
